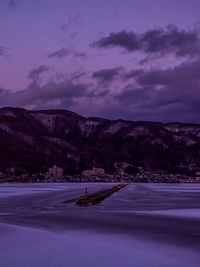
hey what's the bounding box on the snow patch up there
[165,125,200,136]
[32,113,56,132]
[79,120,101,137]
[104,122,128,134]
[127,127,151,137]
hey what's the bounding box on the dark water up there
[0,183,200,267]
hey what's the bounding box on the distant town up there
[0,163,200,184]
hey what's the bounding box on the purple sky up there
[1,0,200,122]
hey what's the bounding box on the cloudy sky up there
[1,0,200,122]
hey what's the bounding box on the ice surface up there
[0,183,113,198]
[135,208,200,219]
[0,223,199,267]
[0,183,200,267]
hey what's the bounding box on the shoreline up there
[0,180,200,184]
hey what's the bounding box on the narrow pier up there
[76,184,128,206]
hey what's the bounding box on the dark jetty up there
[76,184,128,206]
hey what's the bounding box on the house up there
[82,167,105,176]
[48,165,63,178]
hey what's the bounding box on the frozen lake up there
[0,183,200,266]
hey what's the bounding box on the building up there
[82,167,105,176]
[48,165,63,178]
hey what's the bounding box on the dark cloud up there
[93,25,200,58]
[92,67,123,85]
[48,48,71,59]
[28,65,49,84]
[0,80,87,108]
[88,89,109,98]
[112,59,200,122]
[22,60,200,122]
[48,48,86,59]
[94,31,140,52]
[141,25,200,57]
[2,57,200,122]
[0,64,88,110]
[136,59,200,87]
[1,59,200,123]
[0,88,6,94]
[134,60,200,110]
[116,84,154,103]
[124,69,144,79]
[0,46,8,57]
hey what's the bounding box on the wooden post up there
[85,187,88,198]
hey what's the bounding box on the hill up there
[0,107,200,175]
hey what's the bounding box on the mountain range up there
[0,107,200,175]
